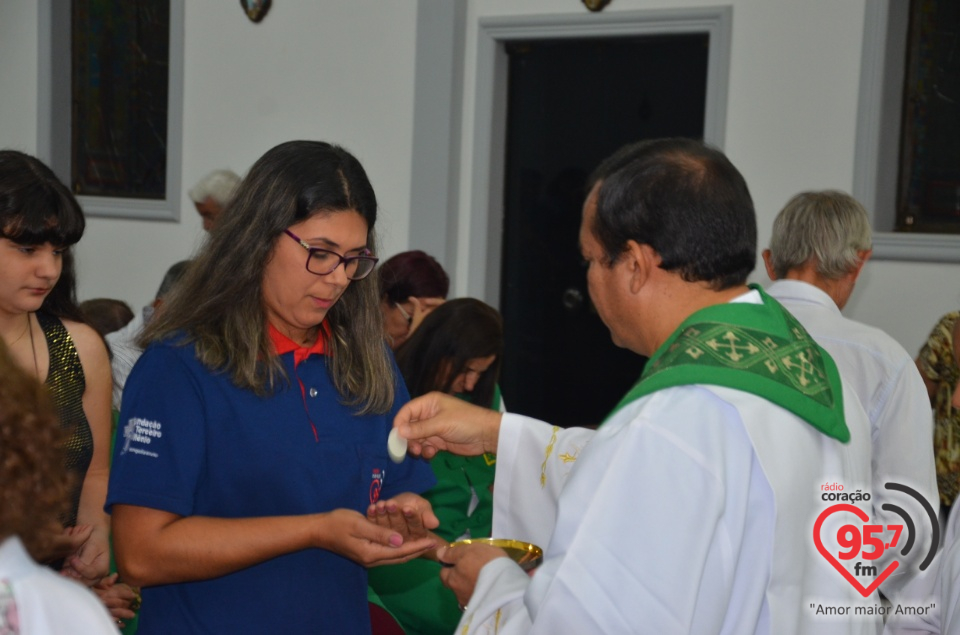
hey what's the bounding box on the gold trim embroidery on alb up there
[559,450,579,464]
[540,426,559,488]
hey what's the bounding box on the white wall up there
[456,0,960,355]
[0,1,419,313]
[1,0,957,355]
[0,1,39,152]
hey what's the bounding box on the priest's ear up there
[624,240,661,294]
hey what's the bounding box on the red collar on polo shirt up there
[268,322,330,367]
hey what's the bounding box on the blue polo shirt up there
[106,332,436,634]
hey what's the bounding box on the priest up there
[394,138,878,634]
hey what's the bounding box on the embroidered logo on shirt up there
[369,468,384,504]
[120,417,163,458]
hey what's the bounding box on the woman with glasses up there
[378,250,449,349]
[107,141,439,634]
[369,298,504,635]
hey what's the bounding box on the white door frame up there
[458,7,734,305]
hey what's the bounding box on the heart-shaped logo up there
[813,503,899,597]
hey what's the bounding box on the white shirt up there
[0,536,116,634]
[105,306,149,411]
[938,505,960,634]
[461,290,879,634]
[883,504,960,635]
[767,280,939,595]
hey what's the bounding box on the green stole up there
[604,285,849,442]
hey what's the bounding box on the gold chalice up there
[448,537,544,572]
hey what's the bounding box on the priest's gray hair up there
[767,190,872,280]
[188,169,241,205]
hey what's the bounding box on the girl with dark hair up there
[0,150,114,585]
[395,298,503,410]
[378,250,449,349]
[369,298,504,635]
[106,140,438,634]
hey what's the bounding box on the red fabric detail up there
[268,322,330,367]
[269,322,324,441]
[369,602,406,635]
[296,375,319,442]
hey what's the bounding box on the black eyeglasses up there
[283,230,379,280]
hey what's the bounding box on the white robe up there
[460,381,880,635]
[883,504,960,635]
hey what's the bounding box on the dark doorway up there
[499,34,709,427]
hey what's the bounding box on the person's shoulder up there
[605,386,760,478]
[123,336,209,399]
[931,311,960,337]
[834,314,913,361]
[617,384,753,437]
[773,292,914,367]
[919,311,960,344]
[936,310,960,325]
[59,318,110,364]
[138,333,200,366]
[765,279,828,305]
[59,317,99,343]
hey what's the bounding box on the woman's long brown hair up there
[141,141,396,413]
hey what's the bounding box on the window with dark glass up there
[896,0,960,233]
[71,0,170,200]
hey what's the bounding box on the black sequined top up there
[37,311,93,527]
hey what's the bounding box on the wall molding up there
[465,6,734,303]
[853,0,960,262]
[37,0,185,222]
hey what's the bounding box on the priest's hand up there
[437,543,509,609]
[394,392,502,459]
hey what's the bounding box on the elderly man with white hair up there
[763,190,939,598]
[188,169,241,231]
